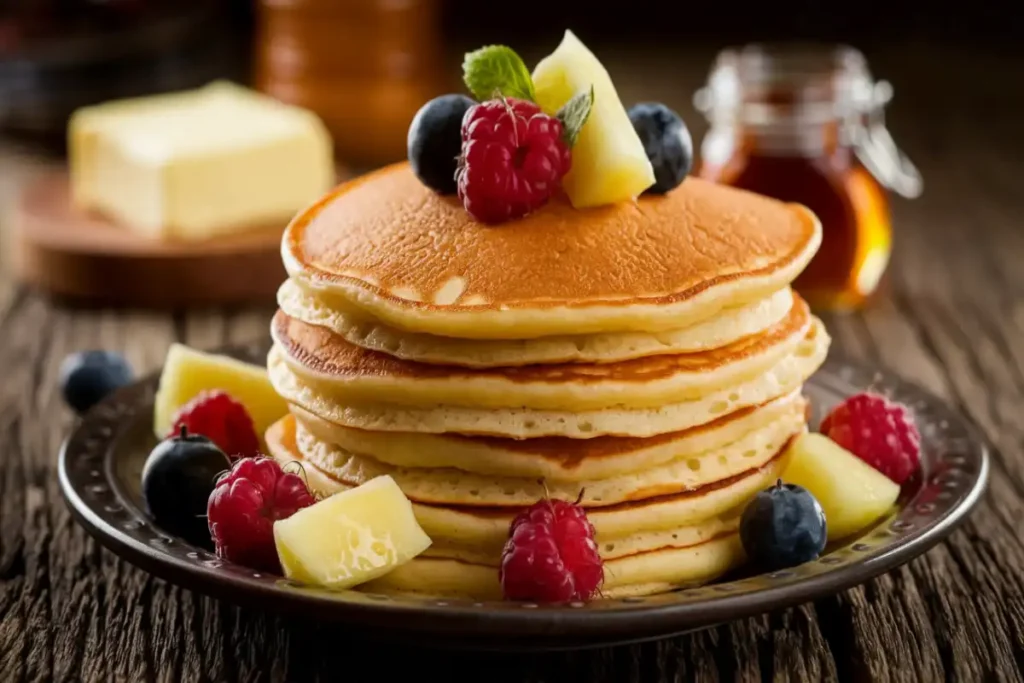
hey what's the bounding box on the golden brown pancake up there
[266,317,830,438]
[282,162,822,338]
[277,280,797,368]
[290,407,804,507]
[273,291,808,384]
[268,294,812,410]
[288,390,807,481]
[362,532,745,600]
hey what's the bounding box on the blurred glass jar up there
[694,45,922,312]
[254,0,449,168]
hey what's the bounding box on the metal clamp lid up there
[848,80,923,198]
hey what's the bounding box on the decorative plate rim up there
[57,343,989,646]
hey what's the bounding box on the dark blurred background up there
[0,0,1021,197]
[450,0,1023,48]
[6,0,1021,47]
[2,0,1021,143]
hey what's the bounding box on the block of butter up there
[69,81,335,240]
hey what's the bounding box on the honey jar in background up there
[694,45,923,312]
[254,0,451,168]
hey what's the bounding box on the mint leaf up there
[463,45,536,102]
[556,86,594,147]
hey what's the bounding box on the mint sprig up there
[555,86,594,147]
[462,44,595,148]
[463,45,536,103]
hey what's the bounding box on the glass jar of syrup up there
[694,45,922,311]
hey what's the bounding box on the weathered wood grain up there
[1,46,1023,682]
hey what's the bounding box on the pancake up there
[290,390,806,481]
[266,415,791,550]
[290,406,805,507]
[270,293,811,411]
[278,278,796,368]
[266,317,830,438]
[362,534,745,600]
[424,513,740,566]
[282,162,821,339]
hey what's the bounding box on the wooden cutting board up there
[11,171,297,309]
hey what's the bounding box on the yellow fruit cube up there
[782,433,901,541]
[273,475,432,590]
[532,30,655,207]
[153,343,289,441]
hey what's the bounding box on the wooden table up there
[1,45,1023,682]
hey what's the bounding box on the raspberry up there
[499,495,603,602]
[820,392,921,485]
[169,390,260,461]
[456,98,572,224]
[207,456,315,572]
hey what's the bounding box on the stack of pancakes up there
[265,163,830,599]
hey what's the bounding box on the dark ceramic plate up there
[58,342,988,651]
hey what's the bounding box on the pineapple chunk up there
[153,343,288,440]
[782,433,901,541]
[273,475,432,590]
[532,30,655,207]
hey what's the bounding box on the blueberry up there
[58,350,134,414]
[407,94,476,194]
[628,102,694,194]
[141,425,231,549]
[740,479,827,571]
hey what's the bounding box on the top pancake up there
[282,162,822,339]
